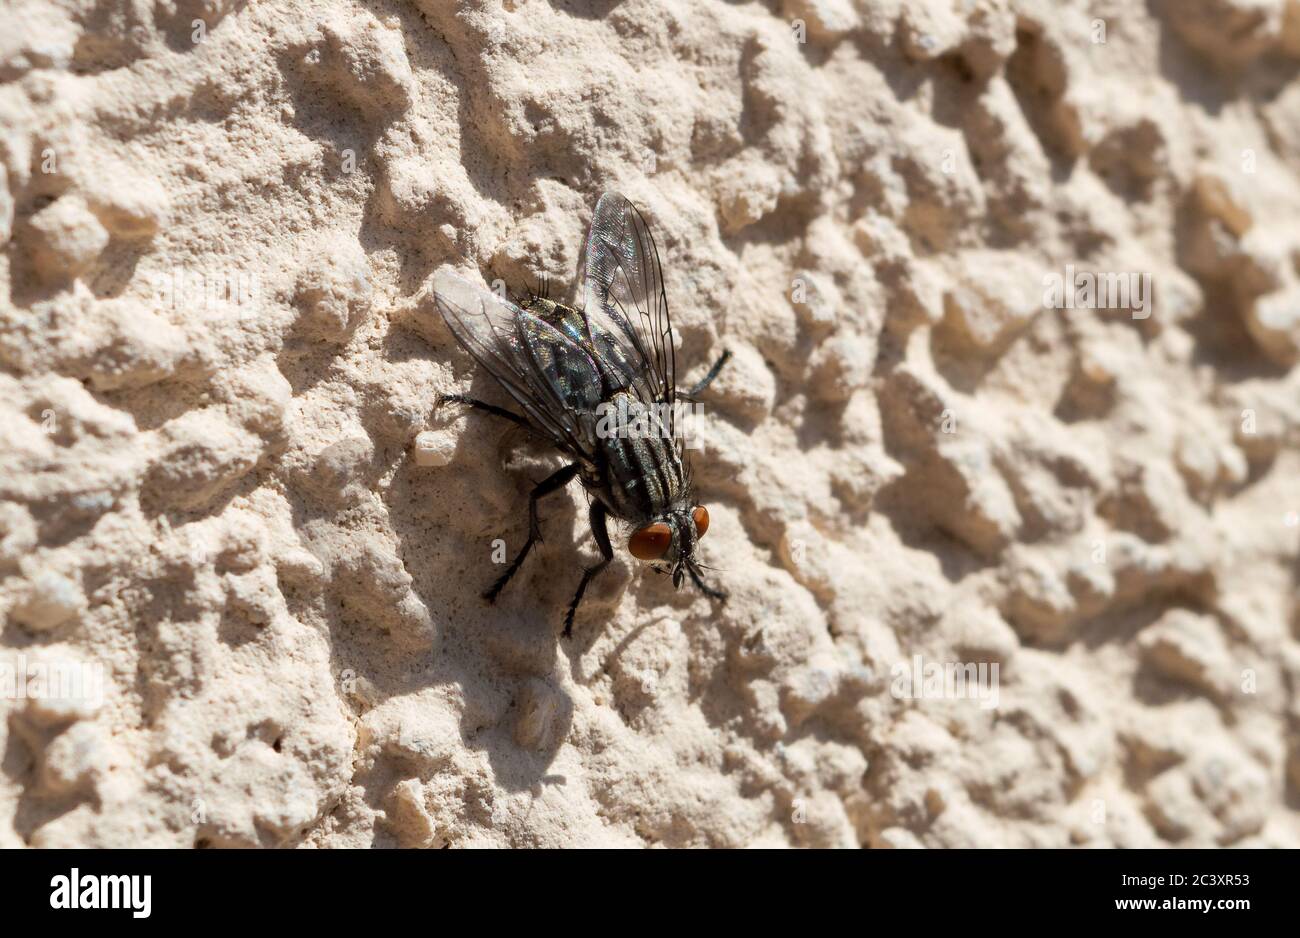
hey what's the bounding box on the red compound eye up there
[628,522,672,560]
[692,506,710,538]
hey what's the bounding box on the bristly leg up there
[683,349,731,399]
[686,560,727,602]
[438,393,532,432]
[484,462,580,602]
[563,502,614,638]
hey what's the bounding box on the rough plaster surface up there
[2,0,1299,848]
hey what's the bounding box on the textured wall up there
[1,0,1299,847]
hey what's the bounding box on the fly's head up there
[626,505,724,600]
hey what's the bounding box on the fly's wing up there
[579,193,677,419]
[433,269,599,457]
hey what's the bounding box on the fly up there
[432,191,731,637]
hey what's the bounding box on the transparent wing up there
[432,269,599,457]
[579,192,677,412]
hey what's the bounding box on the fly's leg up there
[484,463,580,603]
[438,393,531,432]
[686,561,728,602]
[682,349,731,399]
[563,502,614,638]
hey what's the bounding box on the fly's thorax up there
[592,390,682,444]
[593,401,688,522]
